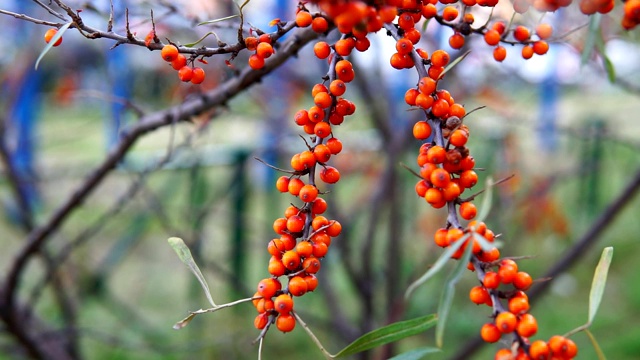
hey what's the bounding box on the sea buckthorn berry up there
[326,138,343,154]
[308,106,325,123]
[495,349,513,360]
[431,98,450,117]
[396,38,414,55]
[564,338,578,357]
[330,80,346,97]
[44,28,63,47]
[245,36,259,51]
[304,274,319,291]
[495,311,518,333]
[161,44,179,62]
[294,109,310,126]
[276,176,290,193]
[320,166,340,184]
[513,26,531,42]
[295,10,312,27]
[483,271,501,289]
[178,66,194,82]
[463,13,475,23]
[355,37,370,52]
[492,21,506,35]
[280,234,296,250]
[314,144,331,163]
[335,60,355,82]
[430,168,451,188]
[469,285,490,305]
[268,257,286,276]
[299,184,319,203]
[459,170,478,188]
[413,121,432,140]
[425,146,445,164]
[422,3,438,18]
[533,41,549,55]
[311,216,329,230]
[425,188,444,205]
[273,217,287,234]
[254,313,269,329]
[478,247,501,262]
[434,228,449,247]
[288,276,308,296]
[171,54,187,70]
[459,202,477,220]
[286,214,305,233]
[334,38,355,56]
[312,231,331,247]
[302,256,321,274]
[480,323,501,343]
[276,313,296,332]
[288,177,304,195]
[449,33,465,50]
[517,313,538,337]
[514,271,533,290]
[493,46,507,62]
[257,278,281,298]
[430,50,450,67]
[314,41,331,59]
[398,12,415,30]
[442,6,459,21]
[484,29,501,46]
[442,181,461,201]
[449,104,466,118]
[281,250,301,271]
[248,54,265,69]
[508,295,530,314]
[415,93,435,109]
[312,241,329,258]
[312,83,328,97]
[522,45,534,60]
[513,0,531,13]
[536,23,553,40]
[191,67,206,84]
[311,197,327,215]
[311,16,329,33]
[449,129,468,147]
[446,227,464,244]
[529,340,550,359]
[405,89,420,106]
[314,122,332,138]
[300,150,316,168]
[268,239,285,257]
[257,42,274,59]
[499,264,518,284]
[418,77,436,95]
[295,240,313,258]
[274,293,294,313]
[326,220,342,237]
[314,92,332,109]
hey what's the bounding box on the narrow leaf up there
[184,31,217,47]
[581,14,601,65]
[388,347,441,360]
[172,313,197,330]
[197,14,239,26]
[168,237,216,307]
[334,314,438,358]
[594,35,616,83]
[439,50,470,79]
[435,241,473,348]
[35,22,72,70]
[588,247,613,323]
[585,329,608,360]
[475,176,494,223]
[471,232,495,253]
[405,234,471,300]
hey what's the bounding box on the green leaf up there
[183,31,217,47]
[388,347,441,360]
[581,14,601,65]
[471,232,495,253]
[475,176,494,223]
[405,234,471,300]
[585,329,608,360]
[197,14,239,26]
[594,34,616,83]
[439,50,470,80]
[435,240,473,348]
[588,247,613,323]
[35,22,72,70]
[168,237,216,307]
[334,314,438,358]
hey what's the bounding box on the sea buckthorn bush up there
[0,0,637,359]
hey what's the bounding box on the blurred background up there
[1,0,640,359]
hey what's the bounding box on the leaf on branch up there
[435,240,473,348]
[334,314,438,358]
[35,22,72,70]
[183,31,219,47]
[439,50,471,80]
[585,329,608,360]
[172,312,198,330]
[475,176,494,223]
[581,14,601,65]
[594,34,616,83]
[168,237,216,307]
[405,234,471,300]
[388,347,440,360]
[588,246,613,324]
[197,14,239,26]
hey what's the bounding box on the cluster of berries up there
[160,44,205,84]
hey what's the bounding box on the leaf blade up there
[168,237,216,307]
[334,314,438,358]
[35,22,72,70]
[388,347,441,360]
[588,247,613,323]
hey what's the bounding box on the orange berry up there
[276,313,296,332]
[161,44,179,62]
[313,41,331,59]
[442,6,459,21]
[302,256,321,274]
[304,274,319,291]
[513,26,531,42]
[495,311,517,333]
[257,278,281,298]
[449,103,466,118]
[493,46,507,62]
[516,313,538,337]
[413,121,432,140]
[276,176,290,193]
[288,276,308,296]
[459,170,478,188]
[314,92,332,109]
[532,41,549,55]
[244,36,259,51]
[248,54,265,69]
[288,177,304,195]
[320,166,340,184]
[459,202,477,220]
[426,146,447,164]
[434,228,449,247]
[469,285,490,305]
[268,238,285,257]
[480,323,501,343]
[396,38,414,55]
[311,197,327,215]
[564,338,578,357]
[405,88,420,106]
[334,38,355,56]
[432,98,450,117]
[415,93,434,109]
[449,129,469,147]
[314,122,332,138]
[295,10,313,27]
[492,21,506,35]
[514,271,533,290]
[299,184,319,203]
[311,16,329,33]
[329,80,346,97]
[446,227,464,244]
[508,295,530,314]
[171,54,187,70]
[308,106,325,123]
[522,45,534,60]
[191,67,206,84]
[44,28,62,47]
[178,66,193,82]
[430,168,451,188]
[254,313,269,329]
[418,77,437,95]
[257,42,274,59]
[495,349,513,360]
[422,4,438,18]
[314,144,331,163]
[483,271,501,289]
[326,220,342,237]
[449,33,465,50]
[536,23,553,40]
[312,241,328,258]
[484,29,501,46]
[296,240,313,258]
[282,250,301,271]
[442,181,461,201]
[268,257,286,276]
[529,340,550,359]
[499,265,518,285]
[326,138,343,155]
[274,293,294,313]
[430,50,450,67]
[273,218,287,234]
